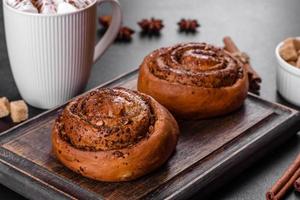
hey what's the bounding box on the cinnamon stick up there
[266,154,300,200]
[294,176,300,192]
[223,36,262,95]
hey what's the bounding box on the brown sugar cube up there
[10,100,28,123]
[279,38,298,61]
[294,39,300,51]
[297,56,300,68]
[0,97,10,118]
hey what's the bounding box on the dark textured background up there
[1,0,300,199]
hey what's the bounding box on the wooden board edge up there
[0,156,73,200]
[247,93,299,116]
[0,147,103,200]
[165,112,300,200]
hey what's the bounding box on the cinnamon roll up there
[137,42,249,119]
[52,87,179,182]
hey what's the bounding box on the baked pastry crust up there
[52,87,179,182]
[137,42,249,119]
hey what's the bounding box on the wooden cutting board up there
[0,69,299,200]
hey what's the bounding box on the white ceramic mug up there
[3,0,122,109]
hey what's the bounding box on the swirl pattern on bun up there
[52,87,179,182]
[138,42,249,119]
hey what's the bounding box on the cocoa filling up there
[56,87,156,151]
[147,43,244,88]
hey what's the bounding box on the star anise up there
[116,27,135,41]
[98,15,134,41]
[98,15,112,29]
[177,19,200,32]
[138,18,164,34]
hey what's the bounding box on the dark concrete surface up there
[1,0,300,199]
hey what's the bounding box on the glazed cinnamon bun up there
[137,42,249,119]
[52,87,179,182]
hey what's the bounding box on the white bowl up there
[275,38,300,107]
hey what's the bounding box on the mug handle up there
[93,0,122,63]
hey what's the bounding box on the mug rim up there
[3,0,97,17]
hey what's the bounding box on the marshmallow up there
[57,1,77,13]
[65,0,87,9]
[41,4,56,14]
[6,0,92,14]
[6,0,21,8]
[33,0,56,14]
[7,0,38,13]
[15,0,38,13]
